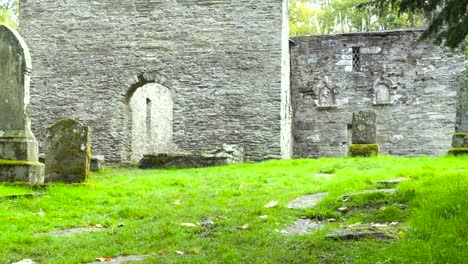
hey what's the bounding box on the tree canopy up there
[0,0,18,29]
[364,0,468,48]
[289,0,423,36]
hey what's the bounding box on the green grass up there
[0,156,467,263]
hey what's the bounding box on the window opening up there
[146,98,152,136]
[352,47,361,72]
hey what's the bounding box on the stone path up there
[33,227,106,237]
[283,219,326,235]
[87,255,149,264]
[287,192,328,209]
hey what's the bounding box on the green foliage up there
[0,0,18,29]
[365,0,468,48]
[289,0,423,36]
[0,156,466,263]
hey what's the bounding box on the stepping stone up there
[325,222,401,241]
[315,173,334,178]
[344,188,396,198]
[87,255,149,264]
[283,218,325,235]
[287,192,328,209]
[12,260,36,264]
[34,227,105,237]
[376,178,410,188]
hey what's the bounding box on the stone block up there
[45,119,91,183]
[0,160,44,183]
[448,148,468,156]
[451,133,468,148]
[352,111,377,144]
[90,155,105,172]
[349,144,379,157]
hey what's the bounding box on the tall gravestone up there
[449,74,468,155]
[349,111,379,157]
[45,119,91,183]
[0,25,44,183]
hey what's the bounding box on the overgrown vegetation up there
[1,156,466,263]
[0,0,18,28]
[289,0,422,36]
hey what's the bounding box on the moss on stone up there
[0,159,42,166]
[448,148,468,156]
[453,132,468,137]
[349,144,379,157]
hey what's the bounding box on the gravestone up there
[449,76,468,155]
[349,111,378,156]
[0,25,44,183]
[45,119,91,183]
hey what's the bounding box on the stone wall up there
[291,29,465,157]
[20,0,290,162]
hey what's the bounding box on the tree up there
[364,0,468,48]
[289,0,422,37]
[0,0,18,29]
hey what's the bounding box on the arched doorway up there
[126,83,173,162]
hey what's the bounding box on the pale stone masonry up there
[291,29,465,157]
[19,3,465,161]
[20,0,291,162]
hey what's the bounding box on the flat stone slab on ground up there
[287,192,328,209]
[33,227,105,237]
[87,255,149,264]
[326,222,402,241]
[315,173,334,178]
[0,193,44,199]
[283,218,326,235]
[376,178,410,188]
[344,188,396,198]
[12,259,36,264]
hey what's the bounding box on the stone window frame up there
[372,77,396,106]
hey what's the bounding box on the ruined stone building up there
[19,1,464,163]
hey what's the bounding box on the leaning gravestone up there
[0,25,44,183]
[349,110,378,156]
[45,119,91,183]
[449,74,468,155]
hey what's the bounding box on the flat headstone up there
[34,227,105,237]
[344,188,396,198]
[0,25,44,183]
[326,222,401,241]
[287,192,328,209]
[45,119,91,183]
[12,259,36,264]
[352,111,377,144]
[283,218,325,235]
[315,173,334,178]
[87,255,149,264]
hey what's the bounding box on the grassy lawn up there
[1,156,467,263]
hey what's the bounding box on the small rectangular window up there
[352,47,361,72]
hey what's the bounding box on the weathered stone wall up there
[291,29,465,157]
[20,0,289,162]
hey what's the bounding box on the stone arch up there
[123,73,174,162]
[314,76,337,107]
[373,77,394,105]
